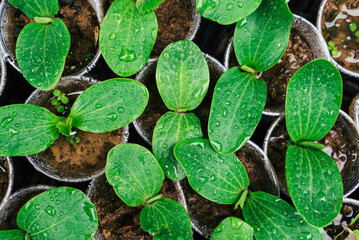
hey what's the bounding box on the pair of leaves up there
[0,187,98,240]
[0,79,149,157]
[105,143,193,240]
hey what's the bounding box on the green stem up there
[296,141,325,151]
[240,65,256,74]
[234,189,249,210]
[146,194,163,204]
[34,17,55,24]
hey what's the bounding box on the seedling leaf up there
[8,0,58,19]
[243,191,323,240]
[233,0,293,72]
[69,79,149,133]
[0,230,26,240]
[211,217,253,240]
[174,138,249,204]
[100,0,157,76]
[106,143,165,207]
[152,112,203,180]
[136,0,165,12]
[286,145,343,228]
[140,198,193,240]
[156,40,209,112]
[208,67,266,154]
[285,59,342,142]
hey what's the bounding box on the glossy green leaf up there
[243,191,323,240]
[100,0,157,77]
[208,67,266,154]
[152,112,203,180]
[136,0,165,12]
[17,187,98,240]
[285,59,342,142]
[233,0,293,72]
[211,217,253,240]
[196,0,261,25]
[140,198,193,240]
[0,230,26,240]
[69,79,149,133]
[0,104,63,157]
[286,145,343,228]
[174,138,249,204]
[8,0,58,19]
[106,143,165,207]
[16,19,71,91]
[156,40,209,112]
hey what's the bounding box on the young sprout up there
[50,89,69,114]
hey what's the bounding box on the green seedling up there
[50,89,69,113]
[105,143,193,240]
[0,78,149,156]
[8,0,71,91]
[0,187,98,240]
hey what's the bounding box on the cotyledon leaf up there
[211,217,253,240]
[100,0,158,77]
[140,198,193,240]
[196,0,262,25]
[152,112,203,181]
[0,104,63,157]
[0,230,26,240]
[156,40,209,112]
[69,78,149,133]
[243,191,323,240]
[17,187,98,240]
[285,59,342,142]
[233,0,293,72]
[136,0,165,12]
[106,143,165,207]
[286,145,343,228]
[16,19,71,91]
[208,67,266,154]
[174,138,249,204]
[8,0,58,19]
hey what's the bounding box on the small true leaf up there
[106,143,165,207]
[196,0,262,25]
[0,230,26,240]
[8,0,58,19]
[174,138,249,204]
[100,0,157,77]
[211,217,253,240]
[286,145,343,228]
[69,79,149,133]
[0,104,63,157]
[286,59,342,142]
[140,198,193,240]
[156,40,209,112]
[243,191,323,240]
[17,187,98,240]
[233,0,293,72]
[136,0,165,12]
[152,112,203,180]
[208,67,266,154]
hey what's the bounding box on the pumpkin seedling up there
[8,0,71,91]
[0,78,149,157]
[208,0,294,154]
[50,89,69,113]
[105,143,193,240]
[152,40,210,181]
[0,187,98,240]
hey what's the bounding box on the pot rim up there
[0,157,14,211]
[0,55,6,97]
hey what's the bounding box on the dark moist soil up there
[8,0,99,75]
[267,119,351,190]
[0,158,9,203]
[229,28,314,107]
[96,177,180,240]
[324,202,359,240]
[322,0,359,73]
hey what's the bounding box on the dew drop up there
[118,107,125,113]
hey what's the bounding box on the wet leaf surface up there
[136,0,165,12]
[211,217,253,240]
[0,229,26,240]
[8,0,58,19]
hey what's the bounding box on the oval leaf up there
[136,0,165,12]
[208,67,266,154]
[196,0,262,25]
[8,0,58,19]
[0,104,63,157]
[286,145,343,228]
[156,40,210,112]
[153,112,203,180]
[16,19,71,91]
[211,217,253,240]
[140,198,193,240]
[233,0,293,72]
[17,187,98,240]
[0,230,26,240]
[174,138,249,204]
[99,0,157,77]
[69,78,149,133]
[285,59,342,142]
[106,143,165,207]
[243,191,323,240]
